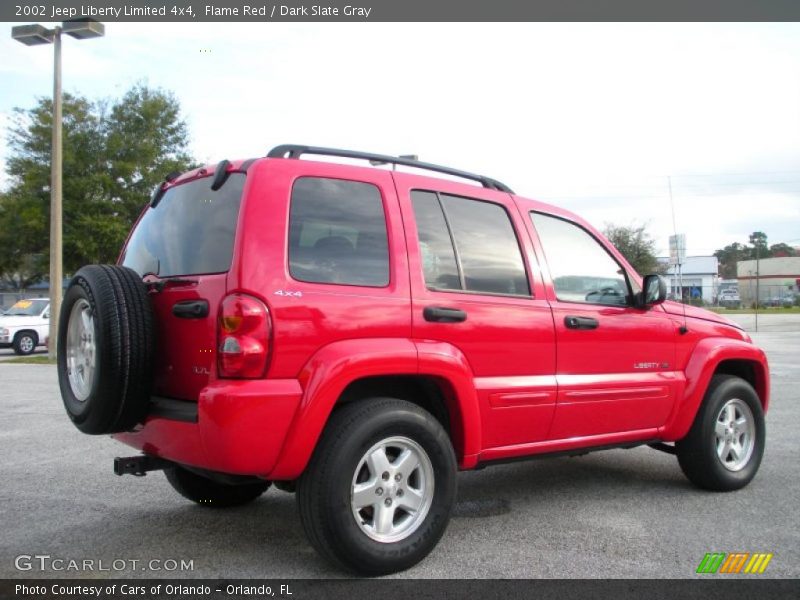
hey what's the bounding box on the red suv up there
[57,145,769,575]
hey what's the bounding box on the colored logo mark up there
[697,552,773,574]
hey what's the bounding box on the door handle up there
[564,315,599,330]
[423,306,467,323]
[172,300,209,319]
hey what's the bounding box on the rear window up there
[121,174,245,277]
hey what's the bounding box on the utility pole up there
[749,232,761,333]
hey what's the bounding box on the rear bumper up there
[113,379,303,477]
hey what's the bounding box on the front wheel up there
[676,375,765,491]
[297,398,457,575]
[13,331,37,355]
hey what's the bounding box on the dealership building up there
[662,255,719,303]
[737,256,800,305]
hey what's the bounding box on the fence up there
[668,284,799,309]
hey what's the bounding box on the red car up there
[57,145,769,575]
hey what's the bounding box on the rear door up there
[395,174,557,450]
[120,172,247,401]
[527,211,679,439]
[232,158,411,379]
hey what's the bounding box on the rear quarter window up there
[288,177,390,287]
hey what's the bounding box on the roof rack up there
[266,144,513,193]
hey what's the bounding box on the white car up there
[718,289,741,308]
[0,298,50,355]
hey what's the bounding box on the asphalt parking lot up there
[1,327,798,579]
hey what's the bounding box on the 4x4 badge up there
[274,290,303,298]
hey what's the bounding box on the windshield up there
[5,299,48,316]
[121,173,245,278]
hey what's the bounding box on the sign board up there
[669,234,686,265]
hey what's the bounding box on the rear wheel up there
[676,375,765,491]
[297,398,457,575]
[12,331,37,355]
[164,466,270,508]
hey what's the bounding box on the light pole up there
[749,233,762,333]
[12,19,104,359]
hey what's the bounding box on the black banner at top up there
[4,0,800,22]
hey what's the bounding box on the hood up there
[662,301,742,330]
[0,315,46,328]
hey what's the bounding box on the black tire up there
[12,331,38,356]
[297,398,457,575]
[164,466,271,508]
[57,265,154,435]
[676,375,765,491]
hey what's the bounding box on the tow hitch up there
[114,455,173,477]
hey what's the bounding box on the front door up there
[528,211,679,439]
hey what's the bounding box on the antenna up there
[669,176,688,334]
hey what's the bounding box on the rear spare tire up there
[57,265,154,434]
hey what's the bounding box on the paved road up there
[724,312,800,332]
[1,332,797,579]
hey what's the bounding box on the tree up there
[0,84,194,286]
[714,242,751,279]
[769,243,796,258]
[748,231,768,255]
[713,234,797,279]
[602,222,663,276]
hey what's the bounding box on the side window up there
[410,191,461,291]
[289,177,389,287]
[411,190,530,296]
[531,212,630,306]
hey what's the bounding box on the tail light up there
[217,293,271,378]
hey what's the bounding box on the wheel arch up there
[14,329,39,344]
[267,339,480,480]
[661,338,770,441]
[714,358,768,408]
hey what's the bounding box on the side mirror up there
[638,274,667,308]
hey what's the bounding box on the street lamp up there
[11,19,104,359]
[748,232,762,333]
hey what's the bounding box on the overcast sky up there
[1,22,798,256]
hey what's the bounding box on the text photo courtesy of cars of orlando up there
[53,144,769,575]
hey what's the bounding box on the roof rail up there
[266,144,513,193]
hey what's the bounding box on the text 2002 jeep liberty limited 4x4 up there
[57,145,769,575]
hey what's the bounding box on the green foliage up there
[769,242,797,258]
[714,242,751,279]
[602,222,663,276]
[0,84,193,288]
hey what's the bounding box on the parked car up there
[56,145,770,575]
[0,298,50,355]
[764,293,796,308]
[717,288,741,308]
